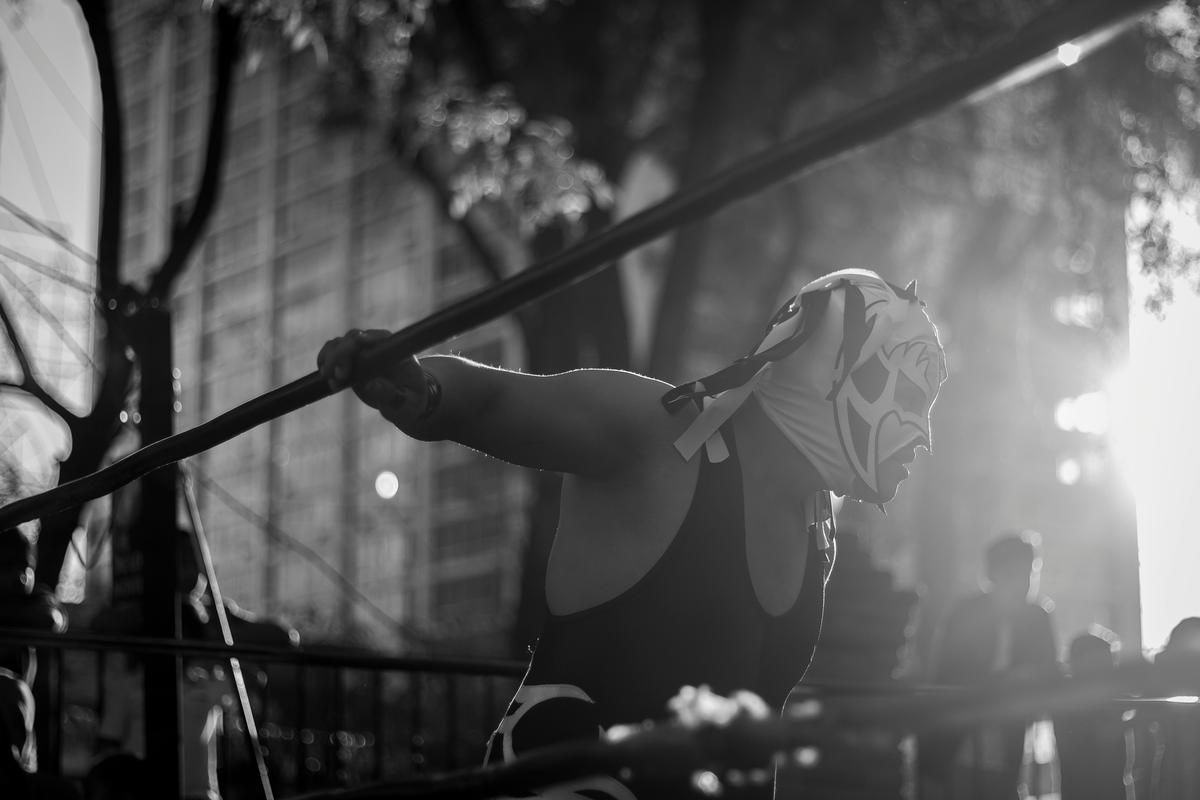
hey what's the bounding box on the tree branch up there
[447,0,506,85]
[83,325,137,453]
[647,1,750,379]
[77,0,124,299]
[0,244,94,293]
[148,5,242,303]
[0,262,95,371]
[0,292,76,422]
[0,287,36,382]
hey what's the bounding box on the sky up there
[1,1,1198,651]
[1124,280,1200,651]
[1,0,98,252]
[0,0,98,489]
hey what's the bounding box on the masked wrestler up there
[318,268,946,799]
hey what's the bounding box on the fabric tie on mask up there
[663,268,946,502]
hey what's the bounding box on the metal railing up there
[0,628,524,797]
[5,628,1198,799]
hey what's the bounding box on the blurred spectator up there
[1054,626,1130,800]
[87,526,296,800]
[89,528,212,799]
[919,529,1059,800]
[82,753,145,800]
[1147,617,1200,800]
[0,667,38,798]
[0,527,77,800]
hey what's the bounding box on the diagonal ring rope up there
[180,465,275,800]
[0,0,1158,529]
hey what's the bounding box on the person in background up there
[920,530,1059,800]
[89,526,296,800]
[1054,627,1131,800]
[0,527,77,800]
[0,529,78,800]
[1147,617,1200,800]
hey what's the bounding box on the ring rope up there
[0,0,1155,530]
[282,661,1196,800]
[180,465,276,800]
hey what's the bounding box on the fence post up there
[131,306,183,798]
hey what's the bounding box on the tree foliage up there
[1126,1,1200,314]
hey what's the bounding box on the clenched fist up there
[317,329,439,429]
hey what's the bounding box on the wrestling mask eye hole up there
[851,355,888,403]
[895,371,927,415]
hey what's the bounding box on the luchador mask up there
[829,286,946,498]
[663,268,947,504]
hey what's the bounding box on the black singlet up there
[484,429,829,799]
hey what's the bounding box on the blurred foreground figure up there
[0,528,76,800]
[1054,628,1130,800]
[1148,617,1200,800]
[319,269,946,798]
[920,530,1059,800]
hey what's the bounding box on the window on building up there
[124,231,146,265]
[173,102,195,143]
[172,151,197,197]
[127,140,151,178]
[127,97,151,139]
[217,216,261,260]
[229,119,264,166]
[125,185,149,221]
[435,236,474,287]
[355,269,405,323]
[276,292,338,360]
[432,568,502,620]
[433,453,506,510]
[201,360,265,413]
[278,189,335,245]
[357,215,405,273]
[205,269,262,326]
[202,315,264,370]
[431,516,506,563]
[278,97,317,147]
[236,64,267,109]
[174,55,201,94]
[278,239,334,299]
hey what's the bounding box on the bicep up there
[428,359,673,476]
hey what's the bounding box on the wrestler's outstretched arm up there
[317,329,672,478]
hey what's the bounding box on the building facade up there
[111,0,528,652]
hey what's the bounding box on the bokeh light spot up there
[374,470,399,499]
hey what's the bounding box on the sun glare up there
[1056,42,1082,67]
[1121,280,1200,652]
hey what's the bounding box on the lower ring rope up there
[283,662,1195,800]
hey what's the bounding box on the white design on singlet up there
[486,683,639,800]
